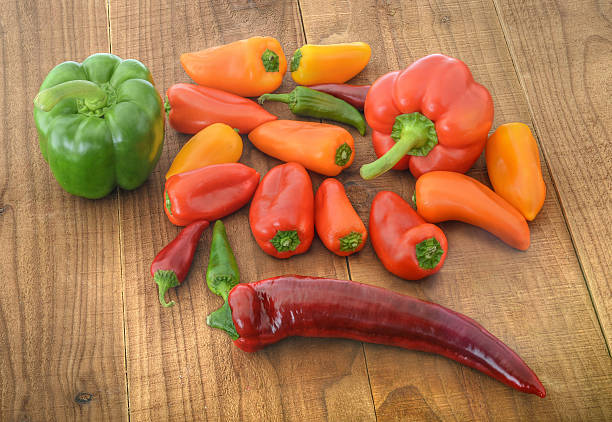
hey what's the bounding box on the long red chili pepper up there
[306,83,370,110]
[228,275,546,397]
[151,220,209,307]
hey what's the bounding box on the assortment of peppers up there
[33,36,549,398]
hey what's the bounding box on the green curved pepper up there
[33,53,165,199]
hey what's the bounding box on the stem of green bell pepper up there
[34,80,108,112]
[360,112,438,180]
[205,220,240,339]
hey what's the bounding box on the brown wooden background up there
[1,0,611,420]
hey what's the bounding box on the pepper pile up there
[91,36,545,397]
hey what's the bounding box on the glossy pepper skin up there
[164,163,260,226]
[370,191,447,280]
[33,53,164,199]
[307,84,370,110]
[180,36,287,97]
[486,123,546,221]
[249,163,314,258]
[151,220,209,307]
[315,178,367,256]
[415,171,530,250]
[166,123,242,179]
[165,83,277,134]
[227,275,545,397]
[361,54,493,180]
[259,86,366,135]
[248,120,355,176]
[290,42,371,85]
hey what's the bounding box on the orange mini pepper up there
[180,36,287,97]
[315,178,367,256]
[248,120,355,176]
[415,171,530,251]
[166,123,243,179]
[486,123,546,221]
[290,42,371,85]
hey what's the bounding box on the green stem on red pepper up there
[360,112,438,180]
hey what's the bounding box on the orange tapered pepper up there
[290,42,371,85]
[166,123,243,179]
[486,123,546,221]
[315,178,367,256]
[180,36,287,97]
[248,120,355,176]
[415,171,530,250]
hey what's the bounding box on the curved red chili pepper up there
[228,275,546,397]
[151,220,210,307]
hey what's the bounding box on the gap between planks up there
[490,0,611,357]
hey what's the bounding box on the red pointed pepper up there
[370,191,447,280]
[315,178,367,256]
[306,83,370,110]
[164,163,260,226]
[360,54,494,180]
[249,162,314,258]
[165,83,277,134]
[151,220,209,307]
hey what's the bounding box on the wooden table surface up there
[1,0,611,420]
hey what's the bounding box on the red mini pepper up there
[151,220,209,307]
[165,83,277,134]
[164,163,260,226]
[360,54,494,180]
[249,162,314,258]
[306,83,370,110]
[370,191,447,280]
[315,178,367,256]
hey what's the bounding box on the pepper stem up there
[261,49,280,72]
[271,230,300,252]
[360,112,438,180]
[34,80,108,112]
[258,92,293,106]
[339,231,363,252]
[164,99,171,116]
[154,270,180,308]
[335,143,353,166]
[290,48,302,72]
[415,237,444,270]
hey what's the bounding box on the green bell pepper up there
[34,53,165,199]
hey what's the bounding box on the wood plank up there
[493,0,612,347]
[0,1,127,421]
[298,0,612,419]
[109,0,375,420]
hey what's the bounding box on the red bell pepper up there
[360,54,494,180]
[151,220,209,307]
[315,178,367,256]
[370,191,447,280]
[164,163,260,226]
[249,162,314,258]
[306,83,370,110]
[165,83,277,134]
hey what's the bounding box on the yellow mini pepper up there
[290,42,371,85]
[485,123,546,221]
[166,123,243,179]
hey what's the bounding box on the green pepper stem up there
[360,112,437,180]
[164,99,171,116]
[258,93,292,105]
[271,230,300,252]
[261,49,280,72]
[290,48,302,72]
[335,143,353,166]
[415,238,444,270]
[34,80,107,112]
[339,231,363,252]
[154,270,180,308]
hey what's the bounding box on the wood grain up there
[298,0,612,420]
[0,1,127,421]
[493,0,612,347]
[109,0,375,420]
